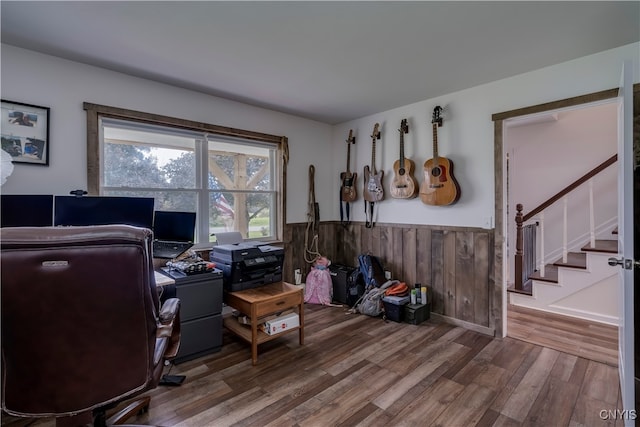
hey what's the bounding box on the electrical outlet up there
[384,270,391,280]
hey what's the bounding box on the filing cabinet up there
[159,268,223,363]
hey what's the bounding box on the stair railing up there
[513,154,617,291]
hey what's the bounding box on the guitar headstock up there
[371,123,380,141]
[432,106,443,127]
[346,129,355,145]
[399,118,408,135]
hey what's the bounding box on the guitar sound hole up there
[431,167,441,178]
[399,168,405,176]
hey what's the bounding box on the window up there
[84,103,288,244]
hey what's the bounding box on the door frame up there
[491,85,639,338]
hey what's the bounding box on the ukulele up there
[363,123,384,202]
[390,118,418,199]
[419,106,460,206]
[340,129,357,202]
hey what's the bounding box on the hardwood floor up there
[2,304,624,426]
[506,303,619,367]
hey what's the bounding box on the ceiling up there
[1,1,638,124]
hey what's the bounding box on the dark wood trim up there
[491,88,619,122]
[83,102,284,143]
[492,118,504,336]
[522,154,617,222]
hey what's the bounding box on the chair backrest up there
[1,225,159,418]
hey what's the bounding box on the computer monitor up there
[53,196,155,228]
[152,211,196,242]
[1,194,54,227]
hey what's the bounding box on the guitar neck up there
[432,123,439,163]
[371,140,377,174]
[346,141,352,174]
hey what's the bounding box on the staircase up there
[508,155,620,326]
[509,236,619,325]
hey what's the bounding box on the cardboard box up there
[263,312,300,335]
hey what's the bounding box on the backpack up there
[355,280,397,317]
[347,268,365,307]
[357,253,386,288]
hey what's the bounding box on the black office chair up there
[1,225,181,426]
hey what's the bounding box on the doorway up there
[492,83,639,403]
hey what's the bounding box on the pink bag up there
[304,257,333,305]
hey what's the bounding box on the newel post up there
[515,203,524,291]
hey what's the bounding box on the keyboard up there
[153,240,193,259]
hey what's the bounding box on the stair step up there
[553,252,587,269]
[581,239,618,254]
[529,264,559,283]
[507,279,533,296]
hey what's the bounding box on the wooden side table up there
[223,281,304,365]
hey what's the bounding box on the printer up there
[210,242,284,292]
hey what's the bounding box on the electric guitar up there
[390,118,418,199]
[419,106,460,205]
[363,123,384,202]
[340,129,357,202]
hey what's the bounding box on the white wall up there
[2,42,639,229]
[331,42,639,228]
[0,45,333,224]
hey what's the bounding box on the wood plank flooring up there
[507,303,619,367]
[2,304,624,427]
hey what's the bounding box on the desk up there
[223,282,304,365]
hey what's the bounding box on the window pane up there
[209,191,275,240]
[208,140,274,191]
[98,115,282,244]
[104,126,196,189]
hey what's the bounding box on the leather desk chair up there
[1,225,181,426]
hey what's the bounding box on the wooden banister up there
[513,154,617,291]
[522,154,617,222]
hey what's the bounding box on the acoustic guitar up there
[340,129,357,202]
[363,123,384,202]
[390,118,418,199]
[419,106,460,206]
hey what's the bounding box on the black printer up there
[210,242,284,292]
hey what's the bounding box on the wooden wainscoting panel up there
[283,221,495,332]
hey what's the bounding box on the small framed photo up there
[1,99,50,165]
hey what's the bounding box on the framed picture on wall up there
[1,99,50,166]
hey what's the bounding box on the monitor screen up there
[1,194,54,227]
[53,196,155,228]
[153,211,196,242]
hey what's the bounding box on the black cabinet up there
[159,268,223,363]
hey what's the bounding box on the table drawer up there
[255,292,301,318]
